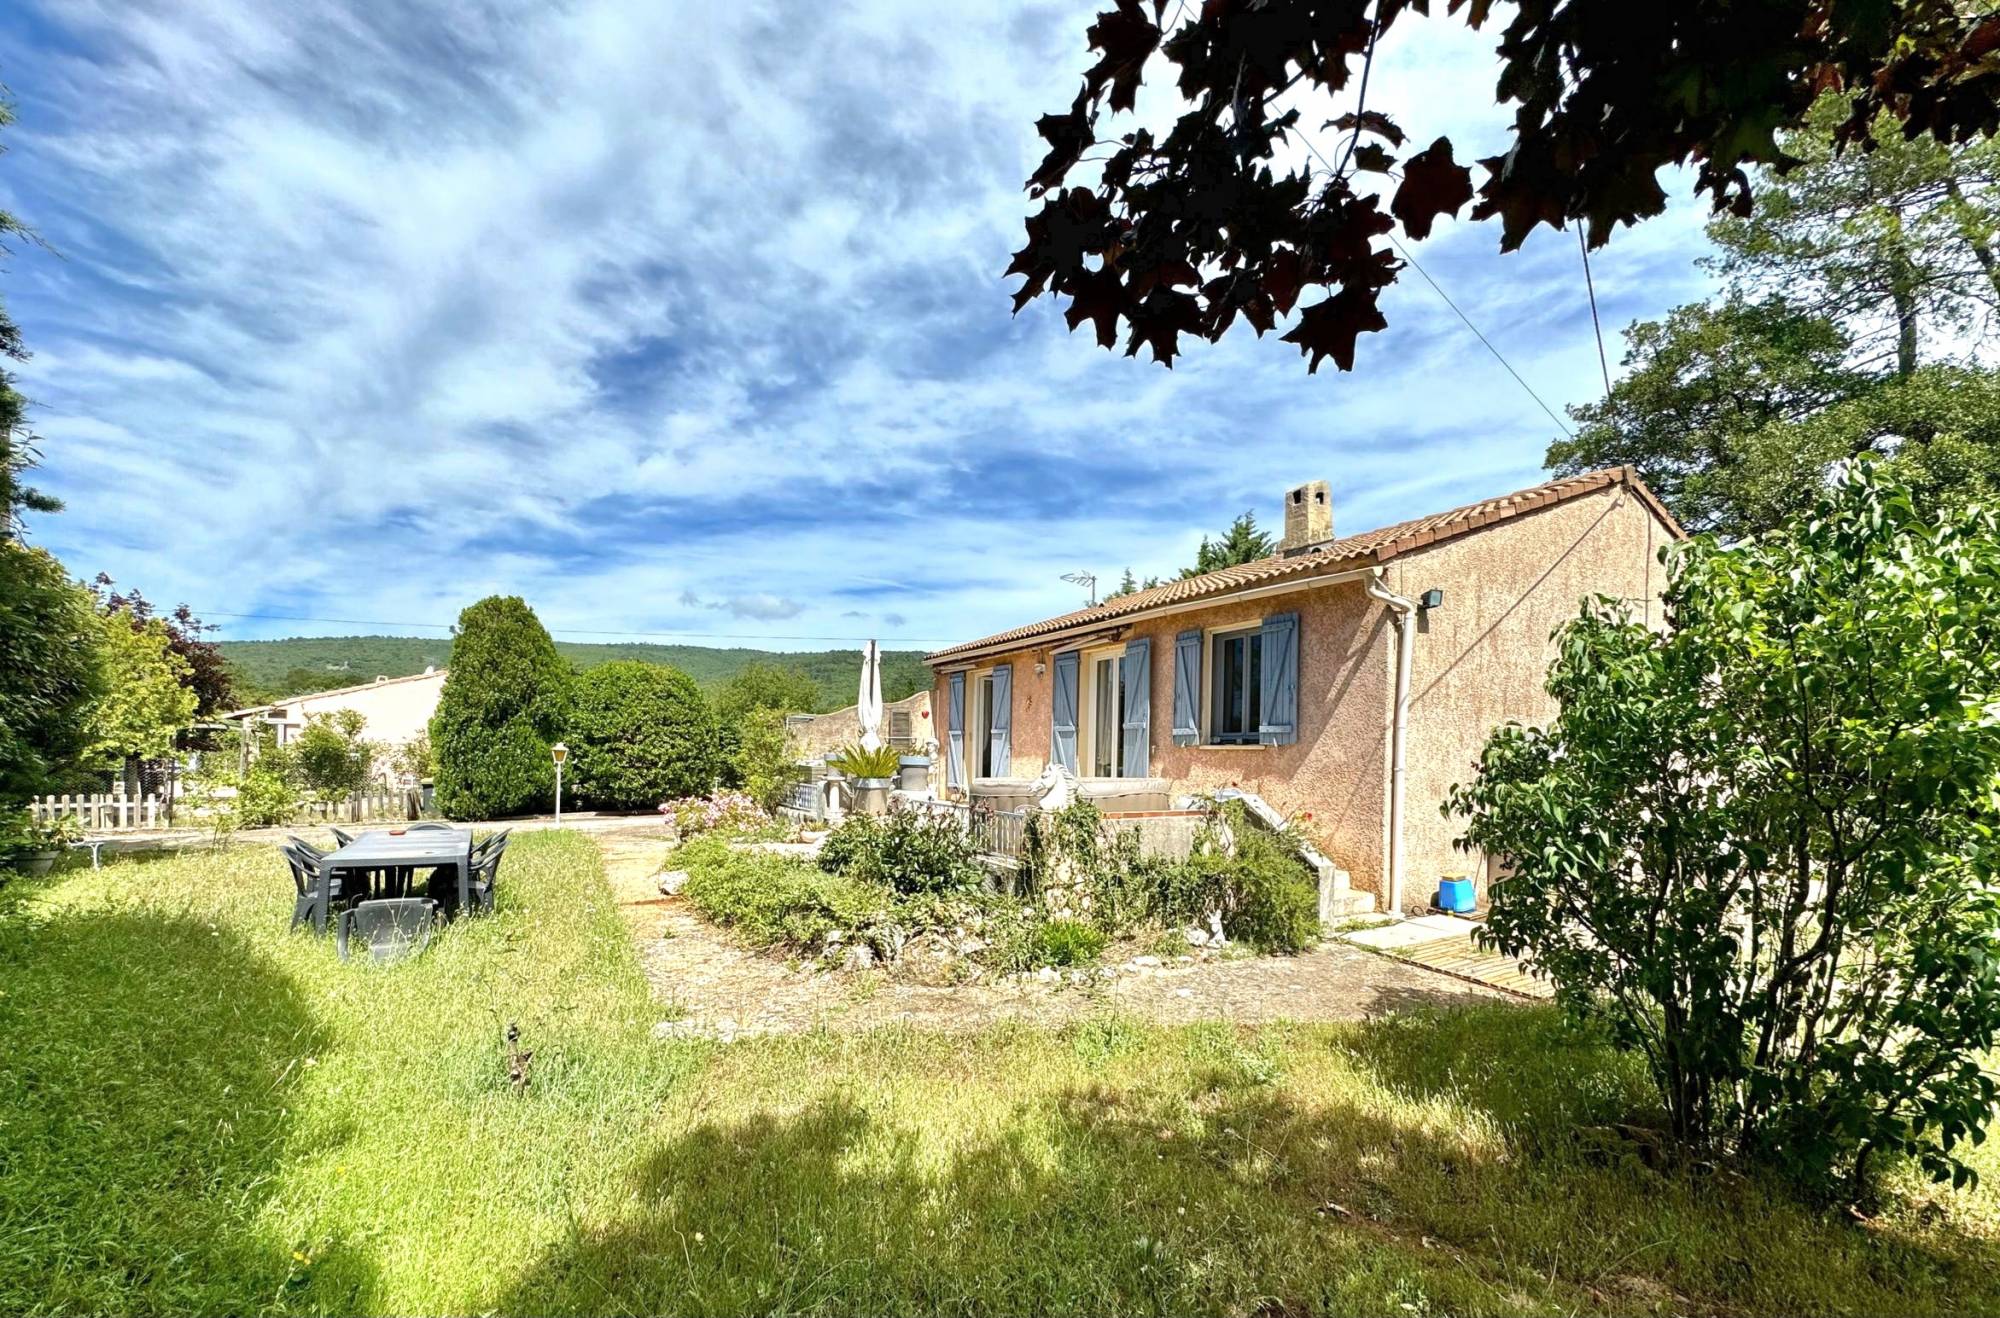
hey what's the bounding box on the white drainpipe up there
[1366,568,1417,915]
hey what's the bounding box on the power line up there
[1385,234,1575,439]
[194,608,960,646]
[1288,125,1575,438]
[1578,225,1612,396]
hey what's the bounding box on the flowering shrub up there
[662,791,769,838]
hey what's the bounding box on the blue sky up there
[0,1,1716,651]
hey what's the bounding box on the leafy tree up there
[90,578,235,718]
[84,611,197,775]
[429,596,571,820]
[1552,299,1863,534]
[715,662,822,722]
[0,541,103,802]
[291,710,376,800]
[1450,465,2000,1194]
[1180,511,1273,578]
[566,660,720,811]
[1555,91,2000,537]
[1010,1,2000,374]
[1709,95,2000,378]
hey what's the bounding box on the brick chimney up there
[1280,480,1332,553]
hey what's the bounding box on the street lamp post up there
[551,742,568,827]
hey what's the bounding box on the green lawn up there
[3,833,1997,1315]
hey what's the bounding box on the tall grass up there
[1,836,1996,1315]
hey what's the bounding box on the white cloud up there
[2,1,1718,651]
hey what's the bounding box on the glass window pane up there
[1093,658,1117,776]
[1247,633,1263,734]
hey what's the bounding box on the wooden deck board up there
[1380,930,1552,999]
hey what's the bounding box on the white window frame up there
[1203,623,1265,747]
[1078,643,1126,779]
[966,668,998,780]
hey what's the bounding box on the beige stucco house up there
[925,467,1682,914]
[225,667,446,760]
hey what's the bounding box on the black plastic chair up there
[329,826,356,848]
[282,844,346,931]
[466,835,509,913]
[336,898,439,963]
[287,835,325,860]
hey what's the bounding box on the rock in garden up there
[1133,955,1161,968]
[1183,925,1211,948]
[841,943,876,972]
[656,869,690,895]
[1036,966,1059,983]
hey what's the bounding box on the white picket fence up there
[30,785,415,833]
[29,788,166,832]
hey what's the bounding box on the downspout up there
[1366,567,1416,915]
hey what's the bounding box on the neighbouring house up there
[925,467,1683,914]
[784,691,935,763]
[224,667,447,760]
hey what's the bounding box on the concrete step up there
[1324,888,1377,918]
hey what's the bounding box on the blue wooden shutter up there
[1050,651,1079,773]
[946,672,966,787]
[1171,628,1201,746]
[988,664,1012,776]
[1258,611,1299,746]
[1121,637,1152,776]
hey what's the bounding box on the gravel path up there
[595,830,1508,1040]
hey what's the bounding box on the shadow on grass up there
[499,1005,2000,1317]
[0,906,373,1312]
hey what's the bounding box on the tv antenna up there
[1060,571,1098,606]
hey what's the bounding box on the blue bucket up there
[1436,876,1477,913]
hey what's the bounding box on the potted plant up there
[827,743,900,816]
[1,810,80,877]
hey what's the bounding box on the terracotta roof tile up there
[926,466,1680,664]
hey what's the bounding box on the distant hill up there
[219,635,932,712]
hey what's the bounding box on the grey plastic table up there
[317,827,473,934]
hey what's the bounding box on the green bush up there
[234,768,300,828]
[1032,918,1108,967]
[725,707,803,811]
[291,710,374,799]
[430,596,571,820]
[567,661,720,810]
[1025,798,1316,953]
[1450,464,2000,1194]
[677,837,887,951]
[819,808,983,895]
[1207,802,1322,953]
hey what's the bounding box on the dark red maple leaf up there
[1063,265,1129,348]
[1085,0,1162,113]
[1028,94,1095,195]
[1280,286,1388,374]
[1391,137,1474,240]
[1124,286,1205,366]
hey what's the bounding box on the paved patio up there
[1341,914,1551,999]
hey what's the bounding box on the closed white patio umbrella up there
[857,639,885,752]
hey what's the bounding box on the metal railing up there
[901,796,1027,860]
[779,779,822,820]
